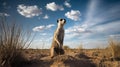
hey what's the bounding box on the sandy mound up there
[51,55,95,67]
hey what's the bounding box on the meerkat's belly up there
[51,29,64,48]
[51,39,59,48]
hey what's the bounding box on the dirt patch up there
[51,55,95,67]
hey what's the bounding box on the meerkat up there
[50,18,66,58]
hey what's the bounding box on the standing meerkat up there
[50,18,66,58]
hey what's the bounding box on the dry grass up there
[64,45,70,50]
[64,45,73,54]
[77,44,84,53]
[0,16,34,67]
[107,39,120,60]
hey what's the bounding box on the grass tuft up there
[0,16,34,67]
[107,39,120,60]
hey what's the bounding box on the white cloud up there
[33,25,45,32]
[45,2,64,11]
[31,35,53,49]
[43,14,49,19]
[33,24,55,32]
[65,33,80,39]
[17,4,42,18]
[65,10,81,21]
[46,24,55,29]
[109,34,120,41]
[92,20,120,34]
[0,13,10,16]
[40,33,47,36]
[65,25,92,39]
[65,25,90,34]
[64,1,71,8]
[109,34,120,38]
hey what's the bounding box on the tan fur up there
[50,18,66,58]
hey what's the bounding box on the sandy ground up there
[16,49,120,67]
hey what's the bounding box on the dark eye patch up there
[57,18,66,23]
[57,19,59,23]
[60,19,63,21]
[57,19,62,23]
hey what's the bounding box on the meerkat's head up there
[57,18,66,28]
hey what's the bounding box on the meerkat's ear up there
[57,19,59,23]
[64,19,66,23]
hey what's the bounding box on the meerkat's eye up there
[57,19,63,23]
[60,19,63,21]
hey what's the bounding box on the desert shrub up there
[0,16,34,67]
[64,45,73,54]
[92,51,99,57]
[77,44,84,54]
[107,39,120,60]
[64,45,70,50]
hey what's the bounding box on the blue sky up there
[0,0,120,49]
